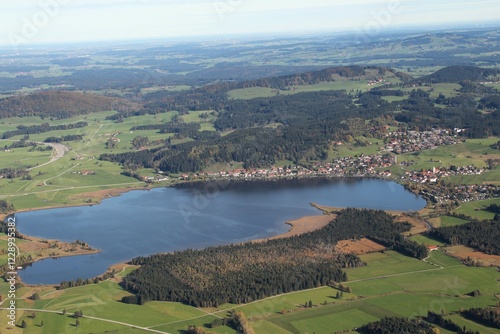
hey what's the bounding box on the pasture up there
[454,198,500,221]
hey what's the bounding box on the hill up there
[419,66,500,83]
[0,91,140,119]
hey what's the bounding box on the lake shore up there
[252,214,335,242]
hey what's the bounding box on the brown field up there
[335,238,386,255]
[394,214,429,235]
[445,245,500,267]
[69,187,140,202]
[253,214,335,242]
[4,234,100,275]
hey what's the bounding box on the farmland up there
[1,250,498,334]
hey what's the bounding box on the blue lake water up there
[15,178,426,284]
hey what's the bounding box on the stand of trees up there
[58,269,117,290]
[2,122,88,139]
[44,134,83,143]
[0,168,29,179]
[486,204,500,214]
[359,317,435,334]
[426,311,480,333]
[461,307,500,329]
[0,200,15,214]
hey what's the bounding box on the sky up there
[1,0,499,47]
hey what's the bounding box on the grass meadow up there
[454,198,500,221]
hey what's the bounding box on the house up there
[427,245,439,251]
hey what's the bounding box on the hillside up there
[0,91,140,119]
[419,65,500,83]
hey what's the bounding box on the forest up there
[121,208,426,307]
[0,91,138,119]
[428,220,500,255]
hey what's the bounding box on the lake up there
[15,178,426,284]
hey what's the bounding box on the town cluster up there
[401,165,485,184]
[142,128,498,206]
[180,154,396,181]
[421,184,500,205]
[382,129,462,154]
[164,129,474,184]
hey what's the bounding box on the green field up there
[328,136,383,159]
[437,215,470,227]
[0,147,53,170]
[454,198,500,220]
[397,138,500,172]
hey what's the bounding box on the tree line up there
[359,317,435,334]
[461,307,500,329]
[2,121,88,139]
[44,134,83,143]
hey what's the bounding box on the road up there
[28,142,70,170]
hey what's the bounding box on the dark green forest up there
[428,220,500,255]
[0,91,138,119]
[359,317,436,334]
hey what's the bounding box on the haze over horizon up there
[1,0,499,48]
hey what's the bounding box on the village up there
[419,183,500,206]
[381,128,463,154]
[143,128,478,185]
[142,128,500,208]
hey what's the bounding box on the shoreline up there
[2,175,419,218]
[1,186,148,218]
[252,214,336,243]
